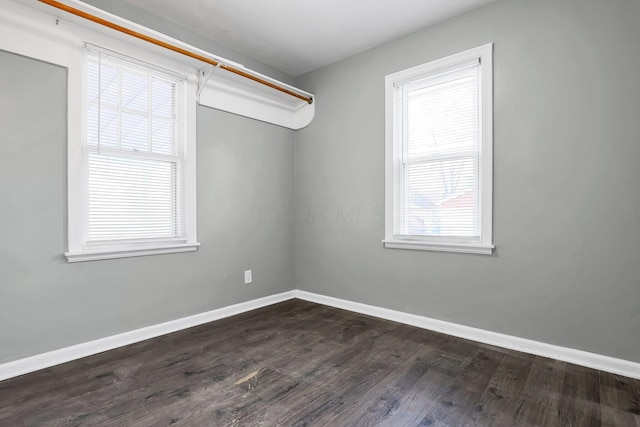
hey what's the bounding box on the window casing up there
[384,44,494,254]
[66,43,198,262]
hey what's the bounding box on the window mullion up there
[404,150,478,165]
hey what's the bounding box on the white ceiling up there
[117,0,496,77]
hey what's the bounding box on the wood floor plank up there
[558,363,601,427]
[332,350,438,426]
[511,356,567,427]
[372,355,461,426]
[428,348,505,426]
[140,354,262,425]
[283,347,413,427]
[323,335,436,426]
[20,386,155,427]
[0,369,127,424]
[0,299,637,426]
[468,351,534,426]
[231,381,335,426]
[599,370,640,427]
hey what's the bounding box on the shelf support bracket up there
[197,64,218,97]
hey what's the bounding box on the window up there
[66,45,198,262]
[384,44,494,254]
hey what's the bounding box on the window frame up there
[383,44,494,255]
[65,33,199,263]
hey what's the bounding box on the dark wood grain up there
[599,371,640,427]
[558,363,601,427]
[0,299,637,426]
[470,352,534,426]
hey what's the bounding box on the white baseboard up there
[294,290,640,380]
[2,289,638,382]
[0,290,296,382]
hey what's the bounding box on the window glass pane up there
[99,62,119,107]
[121,68,149,113]
[88,153,176,241]
[395,66,482,239]
[86,59,99,104]
[405,157,478,237]
[151,78,175,118]
[121,112,149,152]
[101,108,119,149]
[86,104,98,146]
[151,118,175,155]
[406,73,478,159]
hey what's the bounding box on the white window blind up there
[384,44,493,254]
[83,47,187,246]
[394,61,480,239]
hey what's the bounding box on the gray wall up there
[0,50,294,363]
[294,0,640,363]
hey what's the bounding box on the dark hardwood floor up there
[1,299,638,426]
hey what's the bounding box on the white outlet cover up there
[244,270,252,284]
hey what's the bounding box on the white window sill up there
[382,239,494,255]
[65,243,200,263]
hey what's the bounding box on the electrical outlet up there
[244,270,252,284]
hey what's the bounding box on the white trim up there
[197,68,315,130]
[0,291,296,382]
[383,239,495,255]
[294,291,640,380]
[1,289,637,382]
[384,44,494,253]
[65,242,201,263]
[480,44,494,249]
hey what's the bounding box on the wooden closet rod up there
[38,0,314,104]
